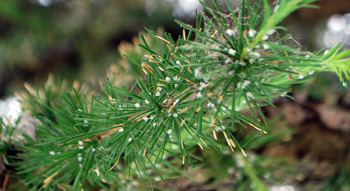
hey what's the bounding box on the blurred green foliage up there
[0,0,183,96]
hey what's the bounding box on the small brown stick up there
[2,171,10,191]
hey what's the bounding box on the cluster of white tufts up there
[77,153,83,163]
[78,141,84,149]
[238,80,251,89]
[194,68,201,77]
[207,102,215,108]
[156,87,162,96]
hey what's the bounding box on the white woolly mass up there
[0,96,22,126]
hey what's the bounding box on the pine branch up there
[13,0,350,190]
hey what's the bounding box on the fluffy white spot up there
[327,14,346,32]
[135,103,141,108]
[225,58,233,64]
[247,92,253,98]
[263,44,270,50]
[226,29,234,36]
[269,185,296,191]
[241,80,251,89]
[173,76,180,81]
[49,151,55,155]
[228,49,236,56]
[228,167,235,174]
[119,128,124,132]
[251,52,261,57]
[207,102,215,108]
[167,129,172,134]
[248,29,257,37]
[194,68,201,77]
[173,99,180,105]
[38,0,51,7]
[78,141,83,145]
[199,82,206,90]
[171,144,179,150]
[267,29,276,35]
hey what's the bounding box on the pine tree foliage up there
[13,0,350,190]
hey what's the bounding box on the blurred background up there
[0,0,350,190]
[1,0,350,96]
[0,0,203,96]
